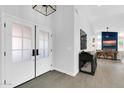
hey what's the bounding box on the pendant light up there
[32,5,56,16]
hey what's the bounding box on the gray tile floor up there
[17,59,124,88]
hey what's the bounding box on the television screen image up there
[103,40,116,46]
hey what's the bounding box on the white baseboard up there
[53,67,79,77]
[73,70,79,76]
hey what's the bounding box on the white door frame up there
[0,13,53,88]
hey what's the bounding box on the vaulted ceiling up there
[75,5,124,34]
[87,5,124,21]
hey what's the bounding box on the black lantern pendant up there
[32,5,56,16]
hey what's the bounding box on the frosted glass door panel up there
[39,32,44,40]
[36,27,51,77]
[39,40,44,49]
[44,41,48,49]
[23,50,32,62]
[23,27,32,38]
[39,31,49,58]
[12,24,22,37]
[44,49,48,57]
[44,33,48,40]
[12,23,32,63]
[12,37,22,49]
[23,39,31,49]
[12,23,23,64]
[12,50,22,63]
[39,49,44,58]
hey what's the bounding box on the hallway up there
[0,5,124,88]
[17,59,124,88]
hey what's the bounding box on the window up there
[39,31,49,58]
[96,34,102,50]
[118,32,124,51]
[12,23,32,63]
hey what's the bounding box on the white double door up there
[3,16,51,87]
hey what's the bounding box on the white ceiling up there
[87,5,124,21]
[76,5,124,34]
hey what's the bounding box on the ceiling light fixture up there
[32,5,56,16]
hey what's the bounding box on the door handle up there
[32,49,35,56]
[32,49,39,56]
[36,49,39,56]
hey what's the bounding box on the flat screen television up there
[80,29,87,50]
[102,32,118,50]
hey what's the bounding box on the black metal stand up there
[79,51,97,75]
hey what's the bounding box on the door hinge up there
[4,80,6,85]
[51,49,53,53]
[4,51,6,56]
[50,49,53,56]
[51,34,52,38]
[4,23,6,28]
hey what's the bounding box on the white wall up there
[72,6,96,76]
[0,18,2,85]
[51,5,94,76]
[74,7,80,75]
[51,6,76,76]
[74,6,95,51]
